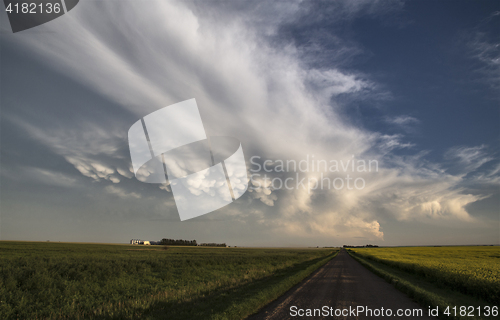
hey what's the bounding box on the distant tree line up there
[157,239,227,247]
[199,243,226,247]
[160,238,197,246]
[343,244,378,248]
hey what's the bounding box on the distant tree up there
[160,238,198,246]
[199,243,226,247]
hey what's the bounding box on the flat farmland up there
[0,241,337,320]
[350,246,499,303]
[349,246,499,319]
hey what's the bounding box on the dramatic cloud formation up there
[1,0,498,245]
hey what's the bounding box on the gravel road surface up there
[248,249,436,320]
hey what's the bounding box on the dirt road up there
[248,249,436,319]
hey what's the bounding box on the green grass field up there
[348,246,499,320]
[0,241,337,320]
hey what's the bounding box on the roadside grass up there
[143,250,337,320]
[348,248,498,320]
[0,241,337,319]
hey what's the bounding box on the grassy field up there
[348,246,499,320]
[0,241,337,320]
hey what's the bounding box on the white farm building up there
[130,239,150,245]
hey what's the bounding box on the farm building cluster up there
[129,239,157,245]
[130,238,226,247]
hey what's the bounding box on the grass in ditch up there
[347,248,498,320]
[0,241,337,319]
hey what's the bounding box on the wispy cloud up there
[384,115,420,134]
[1,0,497,244]
[444,145,493,176]
[105,186,141,199]
[376,134,415,153]
[385,115,420,126]
[464,11,500,91]
[7,116,127,185]
[1,166,77,188]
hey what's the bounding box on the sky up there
[0,0,499,246]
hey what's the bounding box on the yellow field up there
[351,246,499,304]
